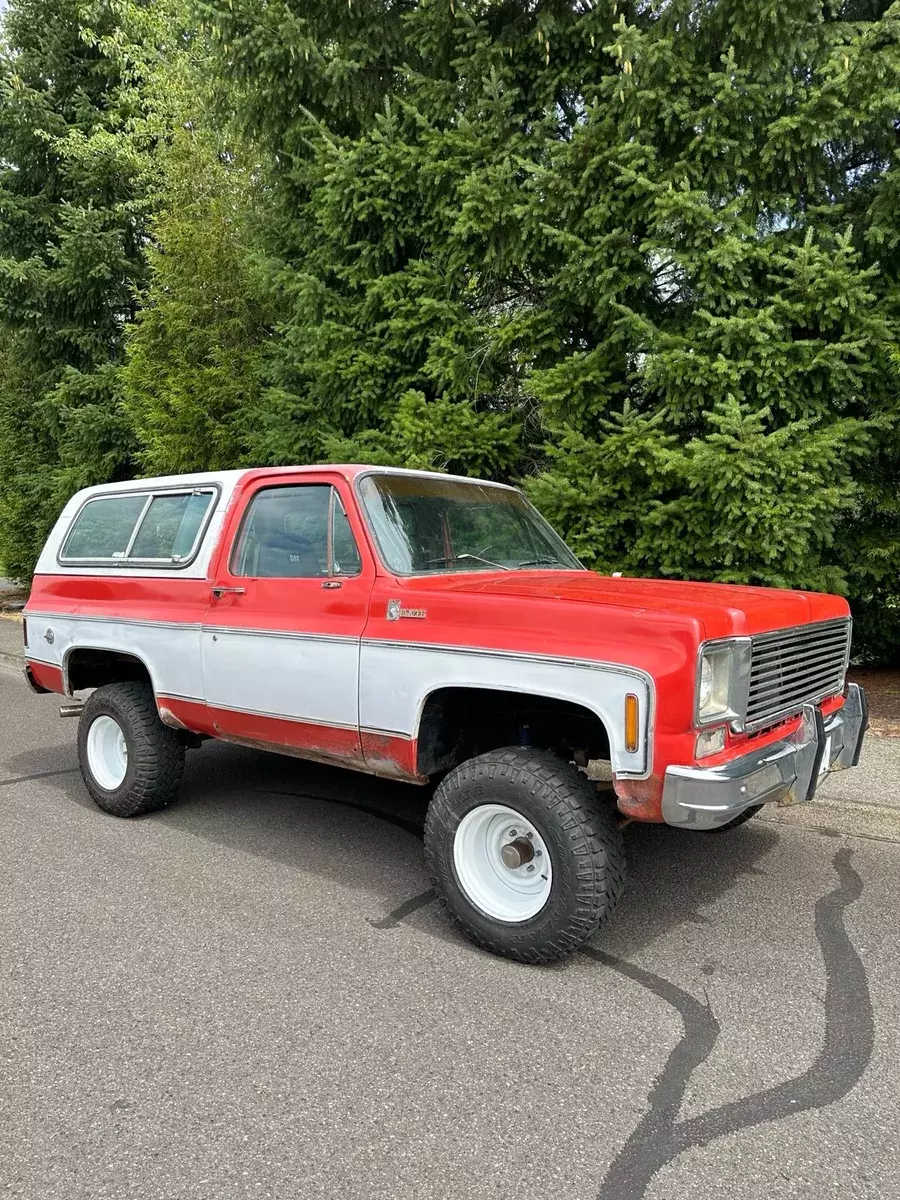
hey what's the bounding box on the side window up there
[231,485,363,579]
[129,492,214,561]
[61,494,149,560]
[60,489,215,565]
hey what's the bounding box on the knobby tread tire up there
[77,682,185,817]
[424,747,626,964]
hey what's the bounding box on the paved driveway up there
[2,668,899,1200]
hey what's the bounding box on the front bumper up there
[661,683,868,831]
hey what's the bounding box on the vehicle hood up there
[410,570,849,638]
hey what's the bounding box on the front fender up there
[358,637,654,778]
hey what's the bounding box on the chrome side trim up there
[360,725,413,741]
[25,612,356,644]
[27,610,654,684]
[155,697,414,742]
[365,637,656,776]
[202,700,360,732]
[27,611,204,632]
[25,610,655,771]
[22,654,59,669]
[210,625,356,646]
[361,636,654,685]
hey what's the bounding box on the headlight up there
[695,640,752,727]
[698,646,733,721]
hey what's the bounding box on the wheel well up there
[66,647,153,694]
[416,687,611,779]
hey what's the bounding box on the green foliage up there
[0,0,153,575]
[2,0,900,662]
[121,126,272,475]
[199,0,900,658]
[319,389,521,477]
[528,403,867,593]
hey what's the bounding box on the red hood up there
[408,570,849,639]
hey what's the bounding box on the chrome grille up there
[746,619,851,731]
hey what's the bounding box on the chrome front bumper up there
[661,683,868,831]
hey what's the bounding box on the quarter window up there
[231,485,362,579]
[129,492,214,560]
[60,489,216,565]
[61,494,150,560]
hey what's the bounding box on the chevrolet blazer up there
[23,466,867,962]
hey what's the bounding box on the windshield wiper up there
[515,556,566,568]
[424,553,511,571]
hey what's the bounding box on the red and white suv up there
[23,466,867,961]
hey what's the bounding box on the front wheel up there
[78,682,185,817]
[424,748,626,963]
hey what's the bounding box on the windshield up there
[357,473,583,575]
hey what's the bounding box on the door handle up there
[210,586,246,599]
[321,580,343,590]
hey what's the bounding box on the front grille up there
[746,619,850,731]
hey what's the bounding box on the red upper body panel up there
[402,570,848,641]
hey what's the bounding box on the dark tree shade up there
[0,0,147,576]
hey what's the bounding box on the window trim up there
[228,482,363,580]
[58,484,220,570]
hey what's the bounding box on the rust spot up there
[158,705,187,731]
[614,774,665,823]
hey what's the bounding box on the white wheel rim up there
[453,803,553,923]
[86,715,128,791]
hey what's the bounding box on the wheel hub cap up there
[86,715,128,791]
[499,836,536,870]
[453,804,552,923]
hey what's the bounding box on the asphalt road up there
[2,667,899,1200]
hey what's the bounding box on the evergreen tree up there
[0,0,154,576]
[202,0,900,656]
[121,127,272,475]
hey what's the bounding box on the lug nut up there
[526,864,536,873]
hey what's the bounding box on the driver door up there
[201,474,374,764]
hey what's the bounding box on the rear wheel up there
[78,682,185,817]
[424,747,625,963]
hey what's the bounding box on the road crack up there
[591,848,873,1199]
[0,767,78,788]
[369,888,436,930]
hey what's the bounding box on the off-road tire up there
[707,804,763,833]
[424,747,626,963]
[77,682,185,817]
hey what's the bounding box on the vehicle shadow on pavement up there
[9,736,781,963]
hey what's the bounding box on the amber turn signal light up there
[625,693,639,753]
